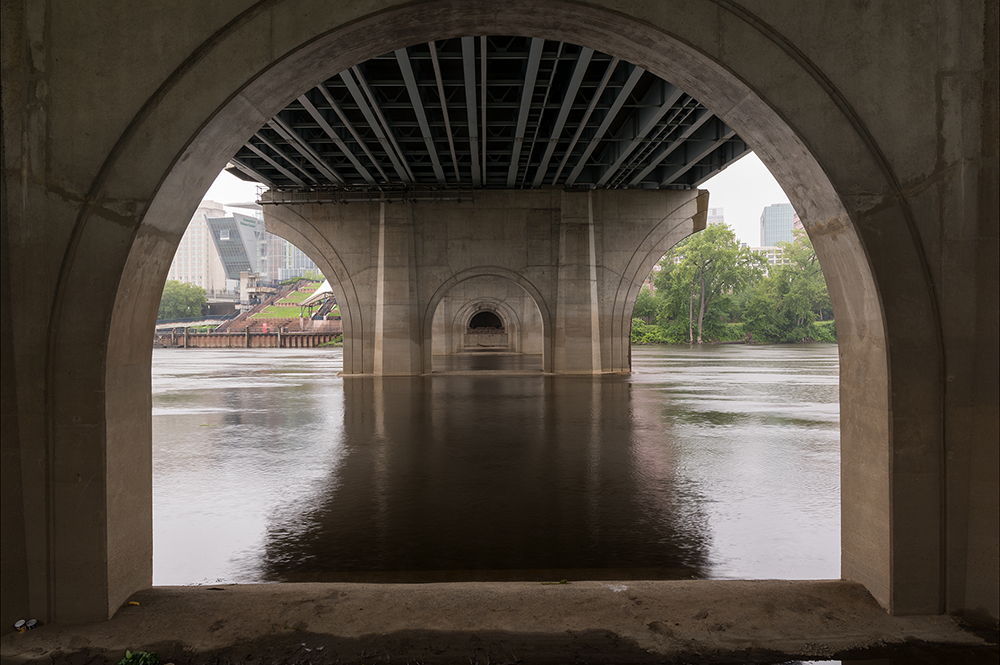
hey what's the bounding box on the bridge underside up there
[264,188,706,375]
[2,0,996,644]
[229,36,749,196]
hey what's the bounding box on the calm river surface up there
[152,344,840,585]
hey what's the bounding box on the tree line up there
[631,224,835,344]
[158,280,208,320]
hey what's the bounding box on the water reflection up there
[152,344,840,585]
[260,374,710,582]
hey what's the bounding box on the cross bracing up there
[229,36,750,192]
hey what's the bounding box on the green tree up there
[630,317,667,344]
[775,228,832,323]
[737,229,835,343]
[158,280,207,319]
[655,224,766,343]
[769,229,833,341]
[632,287,658,320]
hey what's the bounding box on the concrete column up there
[373,203,423,375]
[554,191,603,373]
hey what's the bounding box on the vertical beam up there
[532,47,593,188]
[371,202,422,375]
[341,68,412,183]
[316,84,389,182]
[587,191,601,371]
[428,40,461,183]
[374,202,386,373]
[565,65,645,186]
[461,37,481,187]
[551,56,620,185]
[395,46,446,183]
[506,37,544,187]
[296,95,377,184]
[480,36,488,183]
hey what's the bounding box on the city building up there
[707,207,725,226]
[265,232,320,282]
[166,200,322,305]
[164,200,229,297]
[759,203,795,246]
[750,245,790,268]
[207,210,267,280]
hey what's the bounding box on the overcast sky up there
[204,152,790,248]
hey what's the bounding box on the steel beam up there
[297,94,376,185]
[480,36,487,183]
[341,68,412,183]
[658,127,737,186]
[506,37,544,187]
[252,131,319,185]
[594,81,684,187]
[315,84,388,181]
[626,108,716,187]
[429,41,461,183]
[462,37,481,187]
[395,47,446,183]
[245,138,307,188]
[690,142,753,187]
[564,64,645,186]
[550,56,620,185]
[267,116,346,185]
[232,36,747,192]
[532,47,593,188]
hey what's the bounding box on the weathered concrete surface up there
[0,581,993,664]
[264,189,703,375]
[2,0,997,630]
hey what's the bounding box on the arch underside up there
[7,0,988,629]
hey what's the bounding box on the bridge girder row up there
[229,36,750,192]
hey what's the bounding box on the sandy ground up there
[2,580,995,664]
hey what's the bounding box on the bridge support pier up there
[264,189,707,375]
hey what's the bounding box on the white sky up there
[203,152,790,247]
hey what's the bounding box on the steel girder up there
[228,36,749,192]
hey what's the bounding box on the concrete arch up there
[452,299,518,352]
[422,267,554,372]
[605,192,711,372]
[262,205,366,373]
[6,0,990,627]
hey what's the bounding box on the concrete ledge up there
[1,580,993,663]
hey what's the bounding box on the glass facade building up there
[759,203,795,246]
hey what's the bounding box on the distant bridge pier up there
[264,188,706,375]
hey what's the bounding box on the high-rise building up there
[264,232,320,282]
[759,203,795,246]
[168,199,321,297]
[165,200,229,297]
[207,211,267,280]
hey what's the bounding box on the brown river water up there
[151,344,840,586]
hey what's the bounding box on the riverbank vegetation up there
[632,225,835,345]
[158,280,207,319]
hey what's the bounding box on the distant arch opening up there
[468,310,504,330]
